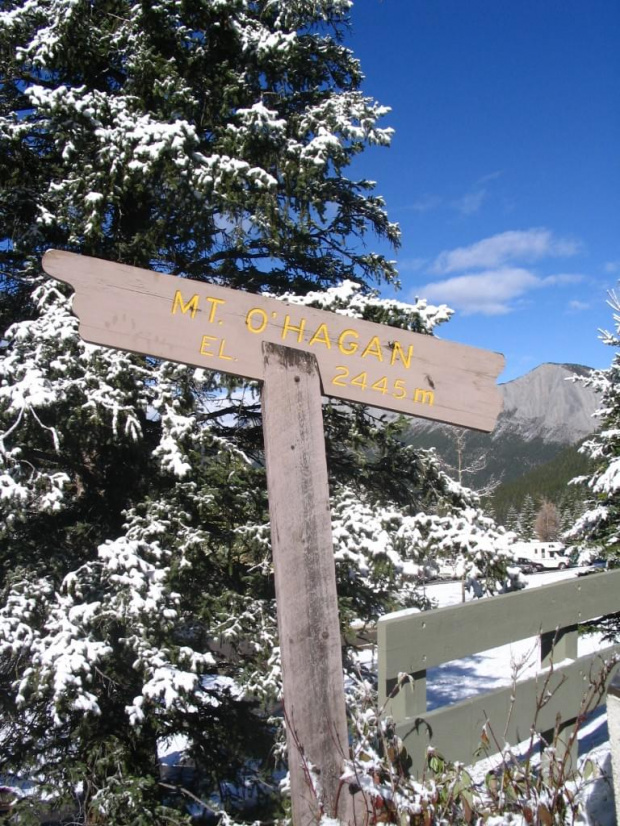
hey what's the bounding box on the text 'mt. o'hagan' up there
[42,250,505,431]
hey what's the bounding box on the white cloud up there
[419,268,538,316]
[418,268,584,317]
[452,188,487,216]
[568,300,590,312]
[541,273,584,286]
[604,261,620,274]
[451,171,502,217]
[397,256,427,272]
[432,228,580,275]
[409,194,442,213]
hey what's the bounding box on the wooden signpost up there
[42,251,504,431]
[42,250,505,824]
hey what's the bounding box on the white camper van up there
[512,541,569,571]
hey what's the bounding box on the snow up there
[420,569,615,824]
[414,568,605,703]
[594,457,620,495]
[279,278,452,333]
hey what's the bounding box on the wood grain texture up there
[42,249,505,431]
[261,343,359,824]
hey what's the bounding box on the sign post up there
[262,343,357,823]
[42,250,504,823]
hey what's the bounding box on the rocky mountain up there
[399,363,601,488]
[494,363,599,444]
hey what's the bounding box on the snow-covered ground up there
[420,568,616,824]
[422,568,604,710]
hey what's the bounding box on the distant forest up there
[487,440,592,537]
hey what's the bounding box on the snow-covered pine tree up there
[569,292,620,577]
[520,493,538,541]
[0,1,514,821]
[504,503,521,537]
[561,492,587,536]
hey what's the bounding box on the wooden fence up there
[378,570,620,776]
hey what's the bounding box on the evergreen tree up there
[0,1,513,821]
[570,291,620,567]
[504,503,521,537]
[520,493,538,540]
[558,494,573,535]
[558,490,586,537]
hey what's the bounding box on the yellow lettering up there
[281,314,306,343]
[371,376,389,395]
[332,366,349,387]
[393,380,406,400]
[246,308,268,334]
[361,336,383,362]
[414,388,435,406]
[200,335,217,356]
[218,338,234,361]
[205,296,225,323]
[172,290,199,319]
[308,323,332,349]
[200,336,234,362]
[351,371,368,391]
[338,329,359,355]
[390,342,414,369]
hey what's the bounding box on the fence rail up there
[378,570,620,775]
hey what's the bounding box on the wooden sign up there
[42,250,504,431]
[42,249,505,824]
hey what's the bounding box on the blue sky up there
[346,0,620,382]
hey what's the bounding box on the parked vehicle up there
[515,556,545,574]
[510,541,570,570]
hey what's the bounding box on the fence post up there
[540,625,578,773]
[607,672,620,825]
[377,618,427,725]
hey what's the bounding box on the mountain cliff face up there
[494,363,599,444]
[400,363,601,487]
